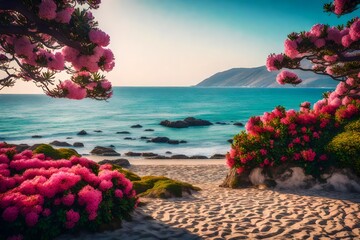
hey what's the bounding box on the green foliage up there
[133,176,200,199]
[33,144,80,159]
[111,165,141,181]
[344,118,360,131]
[326,131,360,175]
[33,144,61,159]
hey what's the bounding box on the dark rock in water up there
[73,142,84,147]
[109,145,115,148]
[227,139,233,144]
[90,146,121,156]
[190,155,208,159]
[77,130,88,135]
[168,140,180,144]
[94,130,102,133]
[160,120,189,128]
[233,122,244,126]
[142,152,158,157]
[116,131,130,134]
[210,154,225,159]
[171,154,189,159]
[31,135,42,138]
[66,137,73,139]
[50,140,72,147]
[125,152,142,157]
[98,159,130,167]
[216,122,227,125]
[131,124,142,128]
[165,151,172,154]
[179,140,187,144]
[144,129,155,132]
[160,117,212,128]
[184,117,212,126]
[151,137,170,143]
[124,137,136,140]
[146,155,169,159]
[140,136,151,140]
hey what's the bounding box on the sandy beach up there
[56,158,360,240]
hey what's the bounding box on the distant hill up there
[196,66,338,88]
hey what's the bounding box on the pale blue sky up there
[2,0,358,93]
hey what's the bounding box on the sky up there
[1,0,358,93]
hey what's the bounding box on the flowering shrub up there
[227,77,360,177]
[225,0,360,180]
[0,143,137,240]
[0,0,114,100]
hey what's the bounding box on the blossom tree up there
[221,0,360,188]
[0,0,114,100]
[266,0,359,88]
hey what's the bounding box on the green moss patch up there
[33,144,80,159]
[133,176,201,198]
[111,165,141,181]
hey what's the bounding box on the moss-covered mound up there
[111,164,141,181]
[33,144,80,159]
[133,176,201,198]
[327,131,360,175]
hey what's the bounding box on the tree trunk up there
[219,168,252,188]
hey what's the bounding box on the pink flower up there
[342,34,353,47]
[66,209,80,223]
[60,80,87,100]
[280,156,287,162]
[260,149,267,156]
[62,47,79,62]
[236,167,244,175]
[99,180,113,191]
[55,7,74,24]
[276,71,302,85]
[0,154,9,164]
[226,154,235,168]
[319,154,328,161]
[229,148,236,158]
[48,52,65,70]
[350,19,360,41]
[266,54,284,71]
[334,0,347,15]
[310,24,324,38]
[25,212,39,227]
[62,193,75,206]
[284,39,299,58]
[2,206,19,222]
[326,27,342,44]
[323,55,338,62]
[314,39,325,48]
[115,189,123,198]
[325,66,334,75]
[301,149,316,161]
[42,208,51,217]
[100,80,112,90]
[89,29,110,47]
[78,185,102,217]
[13,37,34,59]
[38,0,57,20]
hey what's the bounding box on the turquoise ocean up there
[0,87,334,157]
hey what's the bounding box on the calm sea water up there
[0,87,333,157]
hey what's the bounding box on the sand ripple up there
[58,165,360,240]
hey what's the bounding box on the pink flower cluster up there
[60,80,87,100]
[266,54,284,71]
[276,71,302,85]
[0,144,136,235]
[334,0,349,15]
[227,78,360,174]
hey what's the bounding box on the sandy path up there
[58,164,360,240]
